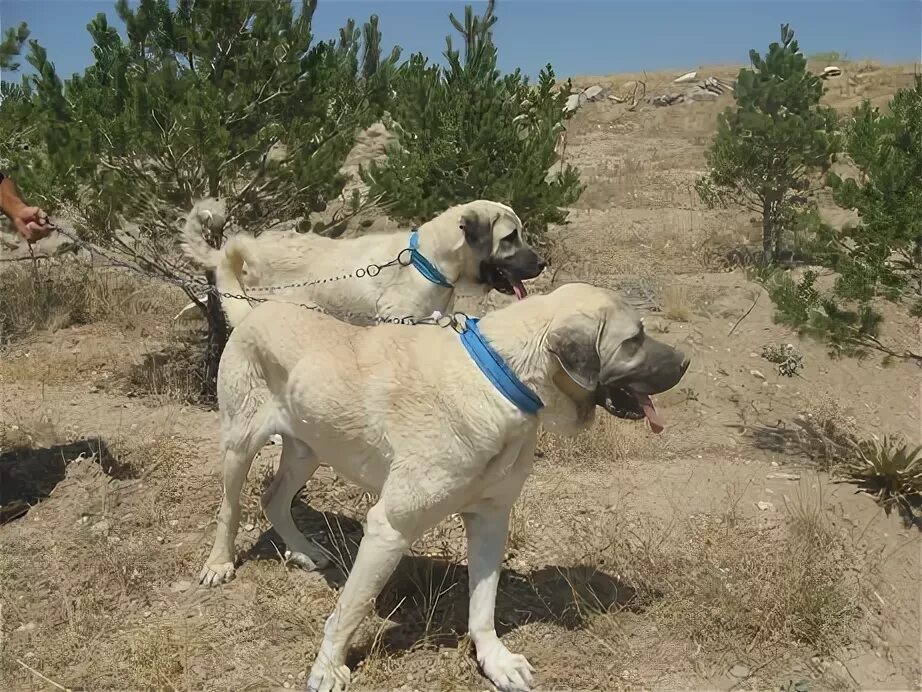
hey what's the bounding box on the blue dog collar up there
[408,230,453,288]
[459,317,544,415]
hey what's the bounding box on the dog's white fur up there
[201,282,684,692]
[180,199,534,328]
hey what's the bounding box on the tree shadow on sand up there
[242,490,648,661]
[0,437,137,524]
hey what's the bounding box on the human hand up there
[12,205,51,242]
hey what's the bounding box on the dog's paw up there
[198,561,235,587]
[285,549,329,572]
[479,644,535,692]
[306,659,350,692]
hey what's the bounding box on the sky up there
[1,0,920,83]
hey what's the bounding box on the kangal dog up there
[179,199,546,328]
[201,282,690,692]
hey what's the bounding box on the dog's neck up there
[413,212,480,288]
[475,301,597,435]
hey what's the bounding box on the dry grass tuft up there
[0,260,185,343]
[124,330,208,404]
[539,415,665,467]
[661,283,693,321]
[563,491,860,666]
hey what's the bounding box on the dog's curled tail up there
[178,197,254,329]
[213,235,259,329]
[178,198,228,270]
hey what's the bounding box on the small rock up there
[750,369,766,380]
[674,70,698,83]
[170,580,192,593]
[756,501,774,511]
[143,611,152,618]
[91,520,110,534]
[584,85,604,101]
[686,87,719,102]
[730,663,751,678]
[168,519,179,527]
[14,622,36,633]
[564,93,585,112]
[244,523,255,532]
[767,472,801,481]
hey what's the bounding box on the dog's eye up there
[501,231,518,244]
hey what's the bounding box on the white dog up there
[201,282,690,692]
[180,199,546,328]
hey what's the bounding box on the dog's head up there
[450,200,546,298]
[540,283,690,435]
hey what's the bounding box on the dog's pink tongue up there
[512,280,527,300]
[636,393,664,434]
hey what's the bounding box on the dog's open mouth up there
[485,266,528,300]
[596,387,664,434]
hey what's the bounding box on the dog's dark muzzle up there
[480,249,546,295]
[594,339,690,423]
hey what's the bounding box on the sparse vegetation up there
[761,342,805,377]
[1,4,919,688]
[763,76,922,363]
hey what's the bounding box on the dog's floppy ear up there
[547,314,604,391]
[460,209,494,255]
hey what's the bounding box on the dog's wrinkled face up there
[460,204,546,299]
[546,284,690,433]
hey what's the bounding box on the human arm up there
[0,171,51,242]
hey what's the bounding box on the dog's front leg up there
[307,500,409,692]
[462,501,535,692]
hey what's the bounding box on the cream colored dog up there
[180,199,546,328]
[200,282,689,692]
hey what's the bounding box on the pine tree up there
[0,0,397,400]
[696,24,839,264]
[761,76,922,364]
[360,0,583,247]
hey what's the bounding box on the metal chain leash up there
[45,220,470,331]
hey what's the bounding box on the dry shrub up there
[561,493,859,662]
[792,395,862,467]
[0,260,185,342]
[540,415,665,467]
[661,284,692,321]
[125,330,207,404]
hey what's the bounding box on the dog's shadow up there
[244,492,643,657]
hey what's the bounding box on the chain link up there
[46,221,468,330]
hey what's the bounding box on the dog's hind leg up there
[199,407,272,587]
[261,435,329,570]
